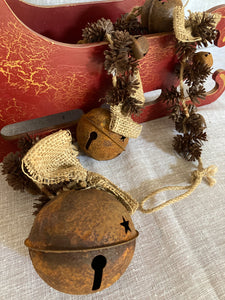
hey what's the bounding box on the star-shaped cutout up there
[120,217,131,234]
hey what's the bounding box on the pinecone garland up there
[17,136,39,156]
[188,84,206,104]
[2,152,21,175]
[104,31,138,75]
[176,42,196,60]
[104,76,139,106]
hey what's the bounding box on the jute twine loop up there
[139,159,218,214]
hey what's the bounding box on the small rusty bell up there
[76,107,129,160]
[132,36,149,59]
[193,52,213,68]
[141,0,183,33]
[25,189,138,295]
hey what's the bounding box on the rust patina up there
[25,189,138,295]
[76,108,129,161]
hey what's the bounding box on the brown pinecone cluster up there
[82,8,143,43]
[173,105,207,161]
[187,12,219,47]
[82,18,114,43]
[104,30,142,116]
[104,31,138,74]
[2,137,40,194]
[81,10,145,116]
[162,12,217,161]
[114,13,144,35]
[2,135,70,215]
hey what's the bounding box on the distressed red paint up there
[0,0,225,160]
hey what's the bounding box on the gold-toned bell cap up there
[193,52,213,68]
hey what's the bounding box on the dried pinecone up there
[104,49,137,74]
[104,52,138,75]
[33,195,51,216]
[114,13,143,35]
[111,30,134,50]
[122,97,143,115]
[175,110,206,135]
[161,86,180,105]
[176,41,196,61]
[173,131,207,161]
[188,84,206,104]
[2,152,21,175]
[188,12,218,47]
[183,61,212,86]
[82,18,114,42]
[2,152,40,194]
[161,86,183,122]
[105,76,139,106]
[17,135,39,157]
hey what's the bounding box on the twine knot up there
[191,165,218,187]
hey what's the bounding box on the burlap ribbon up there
[22,130,138,214]
[22,130,87,185]
[173,5,221,43]
[109,71,145,139]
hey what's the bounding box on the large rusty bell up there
[76,107,129,160]
[25,189,138,295]
[141,0,183,33]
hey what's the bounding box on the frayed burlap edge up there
[22,130,87,185]
[173,6,202,43]
[109,71,145,138]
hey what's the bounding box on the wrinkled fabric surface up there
[1,1,225,299]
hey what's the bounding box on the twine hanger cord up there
[139,158,218,214]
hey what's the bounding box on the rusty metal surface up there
[132,36,150,59]
[193,52,214,67]
[141,0,183,33]
[76,108,129,161]
[25,189,138,294]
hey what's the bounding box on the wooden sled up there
[0,0,225,160]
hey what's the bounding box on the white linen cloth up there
[1,1,225,299]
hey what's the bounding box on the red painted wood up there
[0,0,225,161]
[5,0,146,43]
[208,5,225,47]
